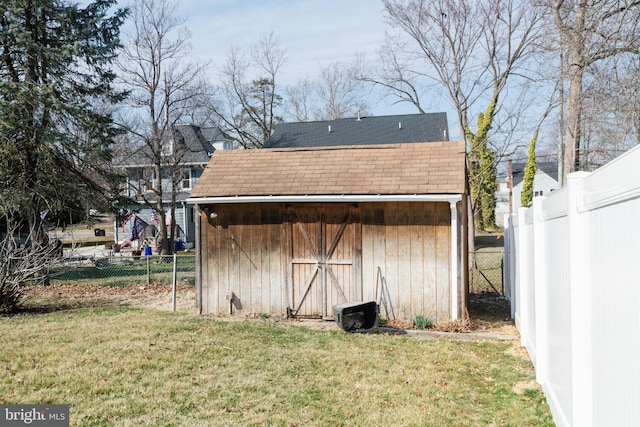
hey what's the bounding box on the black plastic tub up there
[332,301,379,333]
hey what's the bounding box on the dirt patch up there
[15,283,196,315]
[467,292,516,333]
[13,285,517,338]
[512,379,542,396]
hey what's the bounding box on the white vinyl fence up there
[504,145,640,427]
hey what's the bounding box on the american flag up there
[130,216,148,241]
[150,210,159,222]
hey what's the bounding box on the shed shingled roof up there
[190,141,466,198]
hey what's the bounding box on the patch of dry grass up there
[0,307,552,426]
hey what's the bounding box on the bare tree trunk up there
[557,50,566,186]
[564,64,585,176]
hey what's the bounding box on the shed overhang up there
[188,194,462,205]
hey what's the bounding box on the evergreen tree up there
[0,0,127,238]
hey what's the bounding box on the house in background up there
[188,141,469,324]
[264,113,449,148]
[116,124,234,248]
[495,161,559,226]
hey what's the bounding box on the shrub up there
[412,314,434,329]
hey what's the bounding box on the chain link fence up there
[469,250,504,295]
[49,253,196,288]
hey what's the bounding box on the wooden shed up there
[188,142,469,323]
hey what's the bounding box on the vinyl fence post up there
[146,256,150,286]
[503,213,515,318]
[172,253,177,312]
[568,172,593,427]
[533,196,548,387]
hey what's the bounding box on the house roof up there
[189,141,466,202]
[263,113,449,148]
[200,126,234,147]
[512,161,558,186]
[121,124,217,167]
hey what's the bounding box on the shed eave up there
[187,194,463,204]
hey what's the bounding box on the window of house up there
[135,170,146,194]
[161,139,173,157]
[120,178,129,197]
[181,169,191,190]
[137,169,155,194]
[534,190,544,197]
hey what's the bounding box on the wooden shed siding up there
[201,203,287,316]
[198,201,457,322]
[435,203,452,322]
[360,202,451,323]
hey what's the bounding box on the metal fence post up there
[172,253,177,311]
[501,256,504,296]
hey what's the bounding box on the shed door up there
[288,204,361,318]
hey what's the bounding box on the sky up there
[160,0,420,117]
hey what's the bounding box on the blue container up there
[144,245,152,256]
[174,240,184,251]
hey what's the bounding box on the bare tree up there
[117,0,208,254]
[578,55,640,169]
[286,60,371,121]
[314,61,370,120]
[0,216,62,312]
[285,78,315,122]
[550,0,640,183]
[358,34,430,114]
[373,0,544,230]
[212,33,286,148]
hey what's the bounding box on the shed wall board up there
[435,203,452,322]
[397,204,412,320]
[361,206,385,303]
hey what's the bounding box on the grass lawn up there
[0,307,552,426]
